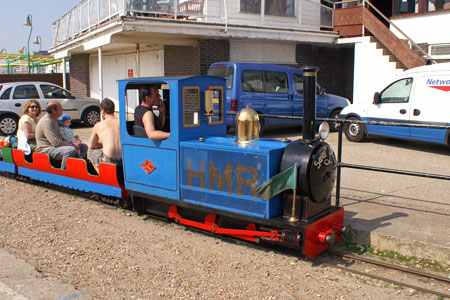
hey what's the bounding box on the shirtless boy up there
[88,98,122,172]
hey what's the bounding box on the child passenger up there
[59,114,83,158]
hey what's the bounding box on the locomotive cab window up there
[205,86,224,125]
[183,87,200,127]
[124,83,171,137]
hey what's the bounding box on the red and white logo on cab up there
[426,78,450,92]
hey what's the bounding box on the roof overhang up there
[50,17,339,58]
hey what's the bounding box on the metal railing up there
[52,0,125,47]
[327,0,432,62]
[252,112,450,206]
[51,0,335,48]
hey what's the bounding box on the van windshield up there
[207,67,233,90]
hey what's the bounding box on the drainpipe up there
[136,44,140,77]
[261,0,265,25]
[98,47,103,100]
[62,58,67,89]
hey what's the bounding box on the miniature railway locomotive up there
[0,68,344,259]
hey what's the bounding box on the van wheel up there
[0,114,18,136]
[328,109,341,132]
[344,117,366,142]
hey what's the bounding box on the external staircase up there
[334,5,427,71]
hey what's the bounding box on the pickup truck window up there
[242,70,264,92]
[265,71,288,94]
[207,67,233,90]
[13,85,39,99]
[293,73,303,94]
[380,78,413,103]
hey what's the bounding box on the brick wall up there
[199,39,230,75]
[69,54,90,97]
[296,44,354,102]
[0,74,70,90]
[164,45,200,76]
[163,39,230,77]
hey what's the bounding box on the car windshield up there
[207,67,233,90]
[40,84,72,99]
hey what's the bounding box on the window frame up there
[12,84,40,99]
[241,70,265,93]
[379,78,414,104]
[207,86,224,125]
[0,87,12,100]
[264,71,289,94]
[40,84,72,99]
[183,86,201,128]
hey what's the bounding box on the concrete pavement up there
[0,249,92,300]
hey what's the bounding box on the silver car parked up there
[0,82,100,135]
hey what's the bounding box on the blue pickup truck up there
[207,62,350,133]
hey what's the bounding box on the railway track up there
[323,250,450,298]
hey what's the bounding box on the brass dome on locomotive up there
[235,106,259,143]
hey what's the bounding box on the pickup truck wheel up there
[0,114,18,136]
[83,108,100,127]
[328,109,341,132]
[344,117,366,142]
[258,118,264,136]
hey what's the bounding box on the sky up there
[0,0,81,54]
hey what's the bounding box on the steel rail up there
[323,250,450,298]
[322,262,450,299]
[328,250,450,284]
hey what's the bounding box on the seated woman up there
[17,99,41,156]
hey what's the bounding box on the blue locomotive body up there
[119,75,287,218]
[180,137,287,218]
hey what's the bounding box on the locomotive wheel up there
[344,117,366,142]
[119,196,133,210]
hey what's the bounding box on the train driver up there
[135,85,170,141]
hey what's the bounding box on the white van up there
[340,63,450,146]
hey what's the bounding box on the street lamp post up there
[24,14,33,74]
[33,36,42,73]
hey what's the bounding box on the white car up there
[0,82,100,135]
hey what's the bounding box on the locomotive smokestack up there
[301,66,319,142]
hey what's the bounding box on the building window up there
[429,0,450,11]
[394,0,450,15]
[265,0,295,16]
[394,0,417,14]
[240,0,261,14]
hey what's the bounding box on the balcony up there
[51,0,335,48]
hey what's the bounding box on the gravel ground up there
[0,174,440,300]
